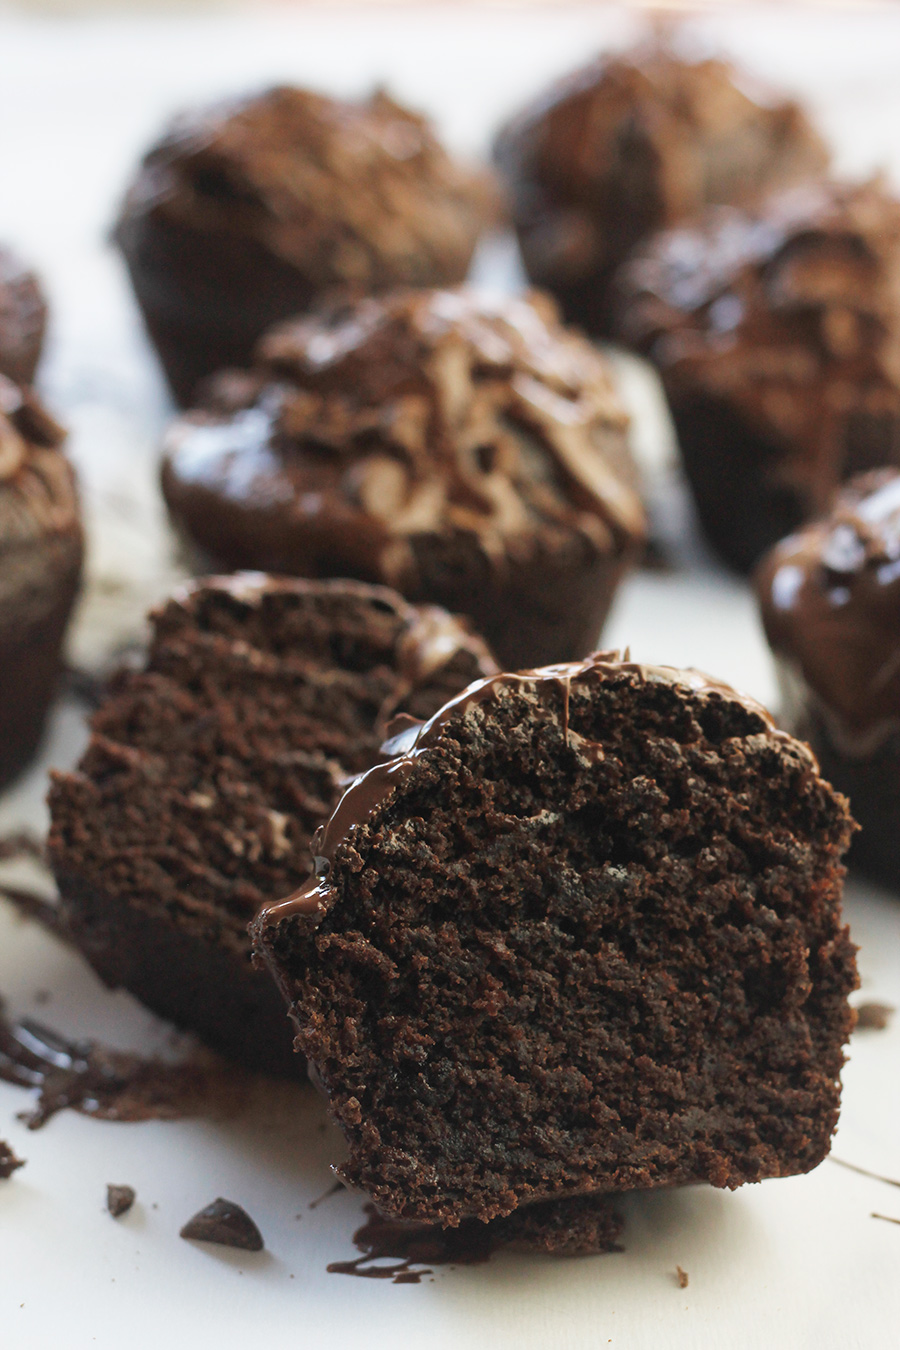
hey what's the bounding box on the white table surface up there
[1,7,900,1348]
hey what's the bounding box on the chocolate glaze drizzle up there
[327,1203,493,1283]
[0,1002,239,1129]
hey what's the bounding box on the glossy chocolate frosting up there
[0,376,82,629]
[161,286,645,593]
[618,178,900,517]
[260,649,787,925]
[0,246,47,388]
[758,469,900,753]
[494,41,827,327]
[118,86,493,296]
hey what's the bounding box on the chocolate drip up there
[327,1203,493,1283]
[0,1003,239,1129]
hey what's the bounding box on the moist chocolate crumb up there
[180,1198,264,1251]
[676,1266,689,1289]
[872,1212,900,1226]
[0,1001,245,1129]
[855,1002,895,1031]
[107,1184,136,1217]
[0,1141,25,1178]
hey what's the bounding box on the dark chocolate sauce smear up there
[327,1204,494,1283]
[0,1002,241,1129]
[180,1198,264,1251]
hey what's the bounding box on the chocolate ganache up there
[757,469,900,887]
[162,287,646,670]
[616,177,900,571]
[0,377,83,787]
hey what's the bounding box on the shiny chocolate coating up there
[161,287,645,671]
[116,86,496,404]
[494,41,827,337]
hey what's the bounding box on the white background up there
[1,6,899,1347]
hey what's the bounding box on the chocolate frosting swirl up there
[161,287,645,589]
[757,469,900,752]
[618,177,900,517]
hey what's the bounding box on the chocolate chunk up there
[180,1198,264,1251]
[106,1184,136,1217]
[0,1141,25,1178]
[855,1003,895,1031]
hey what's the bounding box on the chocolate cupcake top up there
[0,246,47,388]
[119,86,494,293]
[0,376,82,626]
[494,42,827,294]
[161,287,645,587]
[758,469,900,752]
[618,178,900,517]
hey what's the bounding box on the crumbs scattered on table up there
[676,1266,689,1289]
[107,1184,136,1217]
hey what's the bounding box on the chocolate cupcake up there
[0,378,83,790]
[617,178,900,572]
[116,87,494,405]
[0,245,47,387]
[253,652,856,1227]
[757,469,900,891]
[161,288,645,672]
[493,41,827,338]
[48,574,497,1075]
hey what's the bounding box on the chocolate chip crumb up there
[676,1265,689,1289]
[855,1002,895,1031]
[180,1198,264,1251]
[107,1184,136,1217]
[0,1141,25,1178]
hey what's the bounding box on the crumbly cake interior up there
[267,671,856,1225]
[49,583,487,958]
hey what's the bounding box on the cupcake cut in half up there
[253,652,857,1225]
[48,574,496,1075]
[116,87,496,405]
[161,287,646,671]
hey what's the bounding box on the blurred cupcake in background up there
[493,39,827,340]
[617,177,900,572]
[0,244,47,387]
[116,86,497,406]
